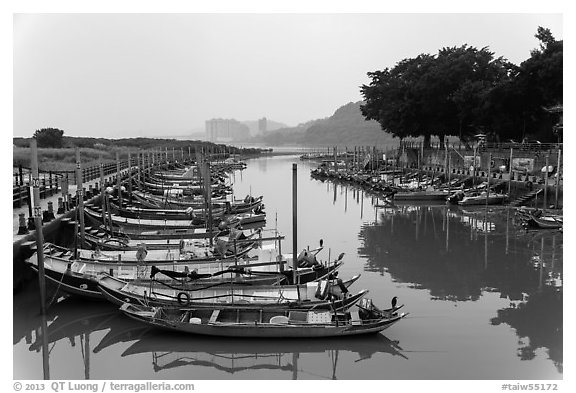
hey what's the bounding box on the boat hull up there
[121,304,406,338]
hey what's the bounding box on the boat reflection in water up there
[15,290,410,380]
[15,279,412,380]
[121,331,408,379]
[14,291,150,380]
[357,204,562,374]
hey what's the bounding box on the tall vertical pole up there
[555,148,561,208]
[444,142,448,180]
[486,153,491,207]
[127,151,133,204]
[40,313,50,379]
[75,147,86,248]
[333,146,337,173]
[204,161,213,246]
[99,155,106,228]
[30,139,47,315]
[137,152,142,190]
[508,147,513,196]
[292,163,298,285]
[543,155,549,210]
[116,152,122,207]
[472,145,477,189]
[448,154,451,194]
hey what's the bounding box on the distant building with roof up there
[205,119,250,142]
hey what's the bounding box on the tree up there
[481,27,562,142]
[361,45,511,147]
[33,128,64,148]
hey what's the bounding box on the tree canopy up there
[360,27,562,146]
[33,128,65,148]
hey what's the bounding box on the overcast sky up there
[13,13,562,138]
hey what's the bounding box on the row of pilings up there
[304,143,563,209]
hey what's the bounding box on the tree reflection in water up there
[357,205,562,372]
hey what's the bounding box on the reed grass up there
[13,146,129,171]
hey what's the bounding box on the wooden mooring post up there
[543,155,549,209]
[508,147,513,196]
[31,138,47,315]
[75,147,86,249]
[203,161,213,247]
[127,151,133,204]
[555,148,561,208]
[100,156,106,228]
[116,152,123,207]
[292,163,298,285]
[486,153,492,207]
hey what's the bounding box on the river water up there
[13,155,562,380]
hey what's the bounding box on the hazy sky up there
[13,13,563,138]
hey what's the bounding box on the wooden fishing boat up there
[81,227,259,252]
[457,192,507,206]
[131,190,263,214]
[119,297,407,338]
[26,243,287,298]
[516,208,563,230]
[84,204,266,231]
[88,221,266,241]
[107,201,228,222]
[391,189,450,202]
[141,180,228,196]
[26,243,344,298]
[97,272,365,310]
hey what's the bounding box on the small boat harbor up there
[13,142,563,380]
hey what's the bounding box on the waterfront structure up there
[205,119,250,142]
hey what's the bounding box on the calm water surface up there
[13,155,562,380]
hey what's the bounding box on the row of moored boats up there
[25,159,408,338]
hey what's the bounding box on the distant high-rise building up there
[205,118,250,142]
[258,117,267,134]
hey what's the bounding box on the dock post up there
[127,151,133,204]
[44,201,55,222]
[486,153,491,207]
[508,147,513,196]
[333,146,337,173]
[137,151,142,190]
[100,156,106,229]
[57,197,65,214]
[543,155,549,209]
[555,148,561,208]
[30,138,47,315]
[292,163,298,285]
[75,147,86,248]
[49,171,53,196]
[200,158,214,247]
[62,173,69,211]
[17,213,28,235]
[116,152,123,207]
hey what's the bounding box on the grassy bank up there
[13,146,134,171]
